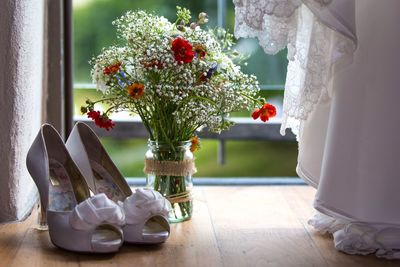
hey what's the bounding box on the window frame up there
[46,0,73,140]
[68,0,298,180]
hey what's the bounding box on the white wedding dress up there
[234,0,400,259]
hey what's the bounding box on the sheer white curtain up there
[234,0,400,259]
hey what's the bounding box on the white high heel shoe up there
[26,124,125,253]
[66,122,171,244]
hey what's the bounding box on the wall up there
[0,0,44,221]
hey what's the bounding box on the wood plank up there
[11,228,81,267]
[5,189,222,267]
[1,186,398,267]
[114,189,223,267]
[204,186,327,267]
[0,207,35,267]
[283,186,400,267]
[8,206,81,267]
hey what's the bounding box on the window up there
[72,0,298,179]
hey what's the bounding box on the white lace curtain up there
[234,0,356,136]
[234,0,400,259]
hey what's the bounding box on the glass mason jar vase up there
[145,140,194,223]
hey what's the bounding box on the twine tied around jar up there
[166,191,193,204]
[144,158,196,204]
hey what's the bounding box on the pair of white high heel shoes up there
[26,122,171,253]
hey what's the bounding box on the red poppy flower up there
[127,82,145,99]
[103,62,121,75]
[251,109,261,120]
[87,110,115,131]
[87,110,100,120]
[171,37,195,64]
[251,103,277,122]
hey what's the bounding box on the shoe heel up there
[35,202,48,231]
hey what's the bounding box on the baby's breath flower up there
[88,7,266,140]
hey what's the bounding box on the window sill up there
[126,177,306,186]
[74,116,296,141]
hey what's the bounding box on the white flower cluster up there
[89,9,263,141]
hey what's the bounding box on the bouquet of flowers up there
[83,7,276,222]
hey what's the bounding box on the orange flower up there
[190,135,200,152]
[127,82,145,99]
[252,103,277,122]
[103,62,121,75]
[193,44,207,59]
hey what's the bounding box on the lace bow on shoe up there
[69,193,125,230]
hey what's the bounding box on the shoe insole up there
[48,159,76,211]
[143,218,168,234]
[92,229,122,246]
[90,160,125,202]
[142,220,169,243]
[141,218,170,244]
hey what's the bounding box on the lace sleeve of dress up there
[234,0,356,136]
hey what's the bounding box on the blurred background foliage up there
[73,0,298,178]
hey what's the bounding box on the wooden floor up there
[0,186,398,267]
